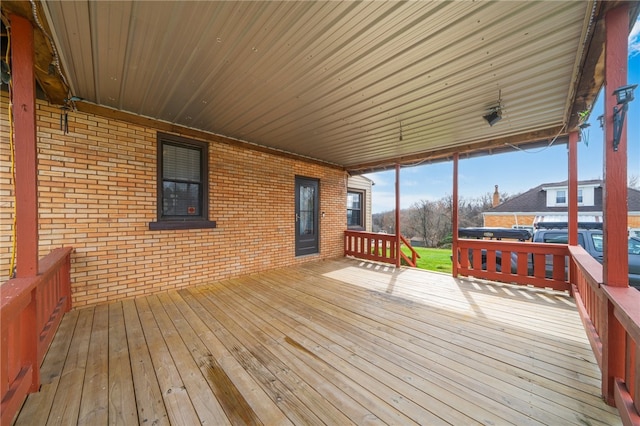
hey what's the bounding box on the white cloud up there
[631,15,640,57]
[363,171,391,188]
[371,190,442,213]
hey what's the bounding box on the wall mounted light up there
[612,84,637,151]
[483,106,502,126]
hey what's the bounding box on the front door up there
[295,177,319,256]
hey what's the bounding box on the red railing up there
[1,247,73,426]
[344,231,420,267]
[400,235,420,267]
[569,245,640,425]
[455,239,571,292]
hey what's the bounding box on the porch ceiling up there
[4,1,638,171]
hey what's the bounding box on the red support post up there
[452,154,459,277]
[11,14,39,278]
[602,3,630,407]
[602,4,629,288]
[395,164,401,268]
[568,131,578,246]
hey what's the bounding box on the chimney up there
[492,185,500,207]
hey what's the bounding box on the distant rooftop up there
[489,180,640,213]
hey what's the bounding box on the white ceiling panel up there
[42,0,599,169]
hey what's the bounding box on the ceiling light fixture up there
[483,107,502,126]
[484,90,503,126]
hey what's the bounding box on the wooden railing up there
[344,231,420,267]
[569,245,605,366]
[455,239,571,291]
[1,247,73,426]
[400,235,420,267]
[569,245,640,424]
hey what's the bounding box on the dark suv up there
[458,223,640,289]
[533,222,640,289]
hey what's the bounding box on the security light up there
[613,84,636,105]
[612,84,637,151]
[483,107,502,126]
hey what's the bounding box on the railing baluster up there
[1,247,73,426]
[344,231,420,267]
[570,245,640,420]
[455,239,570,292]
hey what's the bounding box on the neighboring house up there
[346,175,373,232]
[483,180,640,235]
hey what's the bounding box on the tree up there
[373,189,514,247]
[406,198,452,247]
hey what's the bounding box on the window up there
[556,190,566,204]
[149,133,216,230]
[592,234,603,252]
[577,189,583,204]
[542,232,585,248]
[347,190,364,229]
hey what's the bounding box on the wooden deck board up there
[275,265,618,425]
[122,299,169,426]
[15,258,621,425]
[47,307,94,425]
[78,304,109,425]
[15,310,80,426]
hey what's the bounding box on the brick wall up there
[486,214,640,230]
[483,215,535,228]
[1,94,347,307]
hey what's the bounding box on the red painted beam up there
[602,3,630,408]
[10,14,39,278]
[568,131,578,246]
[395,164,401,268]
[602,4,629,288]
[452,153,459,277]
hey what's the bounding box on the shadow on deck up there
[15,258,619,425]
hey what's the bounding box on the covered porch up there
[13,258,619,425]
[2,0,640,424]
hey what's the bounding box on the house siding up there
[347,175,373,232]
[1,94,346,307]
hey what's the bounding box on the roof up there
[488,180,640,213]
[3,1,639,172]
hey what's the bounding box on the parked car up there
[457,227,531,241]
[458,223,640,289]
[533,222,640,289]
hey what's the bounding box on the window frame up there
[149,133,216,230]
[347,189,365,230]
[555,190,567,205]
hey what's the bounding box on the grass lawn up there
[402,246,453,273]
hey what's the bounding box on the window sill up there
[148,220,217,230]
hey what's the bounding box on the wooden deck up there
[14,258,620,425]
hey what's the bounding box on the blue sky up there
[365,16,640,214]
